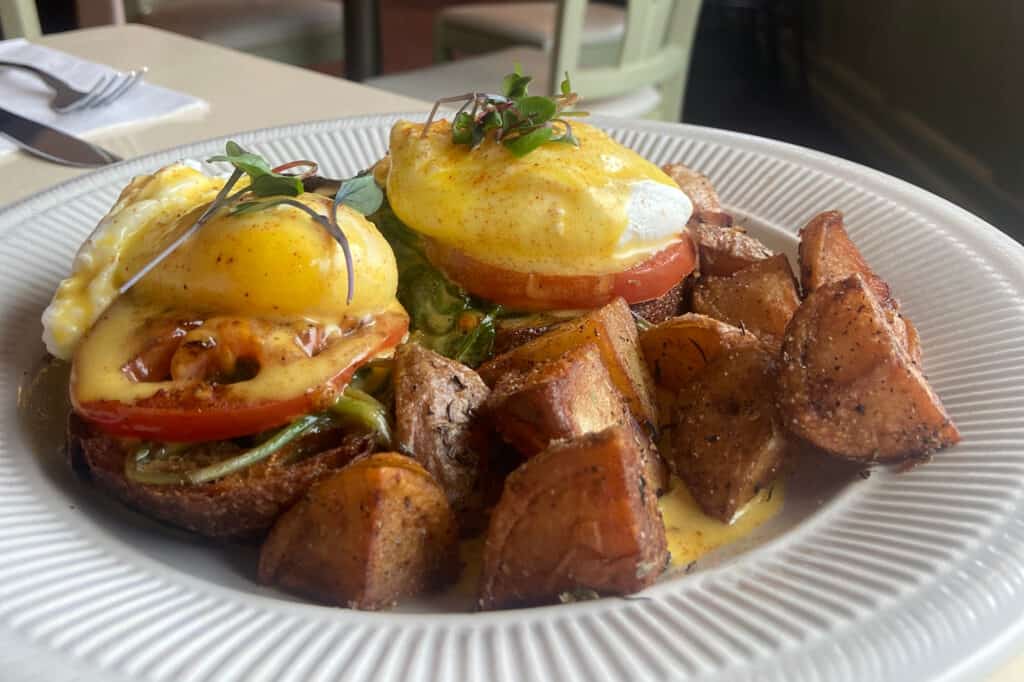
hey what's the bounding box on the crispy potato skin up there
[68,414,371,540]
[258,453,458,610]
[393,343,490,519]
[639,314,760,395]
[797,210,922,364]
[479,427,668,609]
[669,342,785,521]
[486,344,669,494]
[690,222,773,277]
[691,253,800,350]
[479,298,658,429]
[779,275,960,462]
[798,210,889,301]
[662,163,722,214]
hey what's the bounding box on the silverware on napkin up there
[0,107,121,167]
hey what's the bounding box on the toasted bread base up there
[68,414,372,540]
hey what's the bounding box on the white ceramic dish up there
[2,114,1023,682]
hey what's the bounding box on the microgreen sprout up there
[422,66,587,157]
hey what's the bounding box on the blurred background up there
[6,0,1022,241]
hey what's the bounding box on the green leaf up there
[516,96,557,123]
[501,72,532,99]
[503,126,554,157]
[452,111,475,145]
[249,172,303,197]
[334,174,383,216]
[207,141,273,178]
[452,305,502,367]
[561,72,572,96]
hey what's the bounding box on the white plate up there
[2,115,1024,682]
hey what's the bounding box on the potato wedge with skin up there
[690,222,773,277]
[479,298,658,429]
[258,453,458,610]
[639,313,760,394]
[670,342,785,521]
[662,162,722,214]
[486,343,669,494]
[691,253,800,350]
[798,210,889,301]
[479,426,668,609]
[779,275,960,461]
[393,342,490,518]
[797,210,922,364]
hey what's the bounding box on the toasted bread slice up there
[68,414,371,540]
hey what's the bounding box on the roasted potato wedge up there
[690,221,773,277]
[669,342,785,521]
[486,343,669,494]
[639,313,760,394]
[479,426,668,609]
[662,162,722,214]
[258,453,458,609]
[798,210,889,301]
[797,210,921,363]
[479,298,658,428]
[691,253,800,350]
[779,275,960,462]
[393,342,490,519]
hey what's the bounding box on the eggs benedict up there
[382,81,697,313]
[47,145,408,538]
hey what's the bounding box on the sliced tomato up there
[424,234,697,311]
[72,307,407,442]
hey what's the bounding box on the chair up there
[369,0,702,122]
[0,0,42,38]
[76,0,344,68]
[435,2,626,67]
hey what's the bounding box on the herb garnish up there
[422,66,587,157]
[119,142,383,305]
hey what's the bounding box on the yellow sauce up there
[659,478,783,568]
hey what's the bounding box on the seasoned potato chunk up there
[690,222,773,277]
[393,343,489,518]
[779,275,960,461]
[662,162,721,214]
[691,253,800,350]
[798,210,889,301]
[479,426,668,609]
[639,313,759,394]
[258,453,457,610]
[797,210,921,363]
[486,343,669,493]
[479,298,657,428]
[669,343,785,521]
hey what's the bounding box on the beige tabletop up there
[0,23,426,208]
[2,24,1022,682]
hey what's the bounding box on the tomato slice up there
[72,306,408,442]
[424,234,697,311]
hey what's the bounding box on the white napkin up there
[0,38,207,155]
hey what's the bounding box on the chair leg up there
[433,19,453,63]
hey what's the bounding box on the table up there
[2,24,1024,682]
[0,24,424,208]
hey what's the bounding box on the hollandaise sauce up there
[659,478,783,568]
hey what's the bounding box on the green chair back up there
[552,0,702,121]
[0,0,42,38]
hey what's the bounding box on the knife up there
[0,106,121,167]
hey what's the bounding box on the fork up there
[0,61,147,113]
